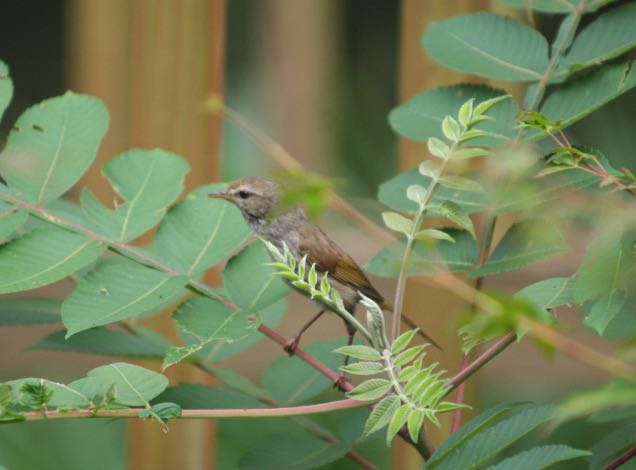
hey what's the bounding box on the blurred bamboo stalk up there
[66,0,225,468]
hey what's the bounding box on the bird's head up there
[209,177,282,220]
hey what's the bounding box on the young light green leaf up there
[474,94,512,116]
[307,264,318,289]
[458,98,474,128]
[340,361,385,376]
[406,184,428,206]
[451,148,490,160]
[382,211,414,235]
[407,408,425,442]
[320,273,331,297]
[334,344,383,361]
[434,200,475,238]
[387,403,411,445]
[441,116,461,141]
[427,137,450,159]
[414,229,456,243]
[347,379,392,401]
[438,176,483,192]
[363,395,400,437]
[393,345,426,367]
[457,129,492,142]
[419,159,442,178]
[391,328,420,355]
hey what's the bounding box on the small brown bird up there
[209,177,439,362]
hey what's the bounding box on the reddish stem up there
[603,445,636,470]
[451,355,469,432]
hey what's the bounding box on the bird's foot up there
[284,337,300,355]
[333,373,349,391]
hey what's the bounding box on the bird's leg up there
[334,320,357,391]
[284,309,326,355]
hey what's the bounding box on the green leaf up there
[389,84,517,145]
[391,329,419,355]
[427,402,529,468]
[458,98,474,127]
[438,176,483,192]
[379,168,488,214]
[0,298,61,325]
[223,242,290,311]
[485,445,590,470]
[0,200,27,241]
[583,292,626,336]
[393,345,426,367]
[0,92,108,205]
[381,211,413,235]
[334,344,383,361]
[541,61,636,131]
[434,200,475,238]
[407,408,425,442]
[163,296,259,368]
[340,361,385,376]
[558,380,636,422]
[589,422,636,470]
[414,229,455,243]
[262,339,346,405]
[33,327,167,358]
[470,220,570,278]
[450,148,490,160]
[196,299,287,362]
[0,226,107,294]
[560,2,636,74]
[62,255,188,337]
[473,94,512,117]
[498,0,606,13]
[80,149,189,242]
[422,13,548,81]
[366,228,478,278]
[347,379,392,401]
[149,183,251,274]
[429,404,555,470]
[574,233,632,304]
[142,402,182,422]
[238,433,349,470]
[514,277,576,312]
[441,116,461,141]
[387,404,410,445]
[428,137,450,159]
[363,395,400,437]
[156,383,263,410]
[419,160,442,179]
[0,60,13,122]
[406,184,428,206]
[87,362,168,406]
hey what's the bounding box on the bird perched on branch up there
[209,177,440,366]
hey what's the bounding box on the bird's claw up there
[284,337,300,355]
[333,373,348,391]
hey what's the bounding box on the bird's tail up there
[380,300,443,351]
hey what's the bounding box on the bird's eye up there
[238,190,250,199]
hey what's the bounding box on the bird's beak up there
[208,190,231,201]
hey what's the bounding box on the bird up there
[209,176,440,378]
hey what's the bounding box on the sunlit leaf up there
[87,362,168,407]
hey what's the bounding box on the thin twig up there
[603,444,636,470]
[445,333,517,396]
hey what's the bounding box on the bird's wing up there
[297,223,384,303]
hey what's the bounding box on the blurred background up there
[1,1,635,469]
